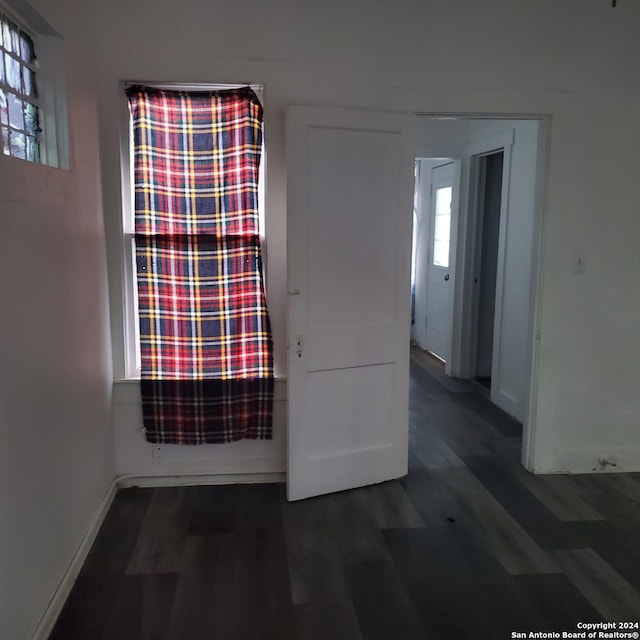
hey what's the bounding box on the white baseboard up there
[530,448,640,474]
[30,480,119,640]
[117,471,286,487]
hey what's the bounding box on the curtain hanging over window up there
[127,85,274,444]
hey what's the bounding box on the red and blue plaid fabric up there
[127,86,274,444]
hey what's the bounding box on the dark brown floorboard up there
[49,347,640,639]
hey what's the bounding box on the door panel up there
[425,162,457,362]
[306,128,398,328]
[287,105,415,501]
[306,364,394,457]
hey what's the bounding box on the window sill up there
[113,376,287,403]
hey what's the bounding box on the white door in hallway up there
[425,162,457,362]
[286,105,415,501]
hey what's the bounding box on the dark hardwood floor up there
[49,349,640,639]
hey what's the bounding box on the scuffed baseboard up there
[528,448,640,475]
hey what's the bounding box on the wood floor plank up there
[101,574,178,640]
[607,472,640,501]
[400,467,485,542]
[307,491,390,563]
[552,548,640,621]
[417,400,492,457]
[443,467,560,575]
[513,574,605,628]
[49,575,122,640]
[165,535,237,640]
[451,391,523,438]
[293,602,363,640]
[582,490,640,526]
[408,404,466,469]
[187,484,237,535]
[408,359,451,399]
[410,348,475,393]
[168,505,295,640]
[349,480,425,530]
[126,487,192,574]
[495,465,606,523]
[566,520,640,593]
[441,393,515,445]
[282,488,389,606]
[382,528,543,640]
[462,454,581,549]
[283,527,351,605]
[80,487,152,576]
[343,560,429,640]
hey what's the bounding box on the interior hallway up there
[49,350,640,639]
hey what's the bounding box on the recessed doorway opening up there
[410,115,548,468]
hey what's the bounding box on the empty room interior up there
[1,1,640,639]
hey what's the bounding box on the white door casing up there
[466,131,516,416]
[286,105,415,502]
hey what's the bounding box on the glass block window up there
[0,12,40,162]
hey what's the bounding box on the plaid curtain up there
[127,86,274,444]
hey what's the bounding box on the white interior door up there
[287,105,415,502]
[425,162,457,362]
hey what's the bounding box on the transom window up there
[0,11,40,162]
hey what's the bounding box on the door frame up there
[461,131,514,409]
[414,115,549,473]
[469,150,504,383]
[287,109,549,481]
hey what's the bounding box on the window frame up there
[0,11,40,161]
[0,0,68,168]
[119,82,266,379]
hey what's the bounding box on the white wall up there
[0,1,113,638]
[97,0,640,480]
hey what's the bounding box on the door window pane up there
[432,186,452,267]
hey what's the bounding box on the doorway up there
[285,107,547,501]
[411,158,460,371]
[473,150,504,391]
[412,118,545,427]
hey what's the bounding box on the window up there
[432,185,452,268]
[0,2,67,167]
[0,10,40,161]
[121,83,266,378]
[124,84,274,444]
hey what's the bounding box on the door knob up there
[444,274,450,281]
